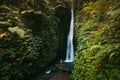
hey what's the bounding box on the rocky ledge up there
[32,62,73,80]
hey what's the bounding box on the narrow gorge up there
[0,0,120,80]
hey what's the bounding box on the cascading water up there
[64,9,74,62]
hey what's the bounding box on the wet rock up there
[49,73,72,80]
[55,4,71,60]
[31,62,73,80]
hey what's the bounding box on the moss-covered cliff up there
[0,0,65,80]
[74,0,120,80]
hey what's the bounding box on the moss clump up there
[8,27,25,38]
[74,0,120,80]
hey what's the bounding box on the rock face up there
[55,4,71,60]
[74,0,120,80]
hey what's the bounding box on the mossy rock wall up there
[74,0,120,80]
[0,1,59,80]
[55,4,71,60]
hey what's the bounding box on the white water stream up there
[64,9,74,62]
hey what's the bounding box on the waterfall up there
[64,9,74,62]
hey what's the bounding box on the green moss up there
[74,0,120,80]
[0,21,12,26]
[0,3,59,80]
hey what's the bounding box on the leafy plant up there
[74,0,120,80]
